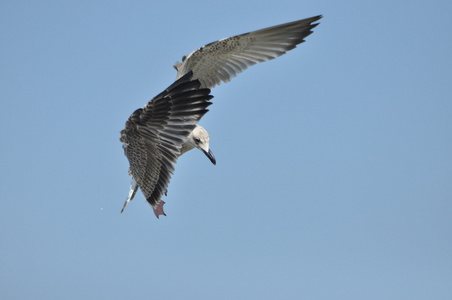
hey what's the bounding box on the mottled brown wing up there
[120,71,213,208]
[175,15,322,88]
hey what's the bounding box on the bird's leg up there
[121,176,138,213]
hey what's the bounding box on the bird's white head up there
[188,125,216,165]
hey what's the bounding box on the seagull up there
[120,15,322,217]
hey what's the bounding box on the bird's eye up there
[194,138,201,143]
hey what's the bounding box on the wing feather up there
[175,15,322,88]
[120,71,213,208]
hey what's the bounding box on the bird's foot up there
[153,200,166,218]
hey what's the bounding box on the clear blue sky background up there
[1,0,451,299]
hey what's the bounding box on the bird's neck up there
[180,141,195,155]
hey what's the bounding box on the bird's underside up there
[120,15,322,217]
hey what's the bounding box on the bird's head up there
[189,125,216,165]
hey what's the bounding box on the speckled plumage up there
[174,15,322,88]
[120,72,213,216]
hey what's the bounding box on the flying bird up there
[120,15,322,217]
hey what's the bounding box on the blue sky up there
[1,0,451,299]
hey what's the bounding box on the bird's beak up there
[203,149,216,165]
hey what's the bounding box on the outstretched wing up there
[174,15,322,89]
[120,71,213,213]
